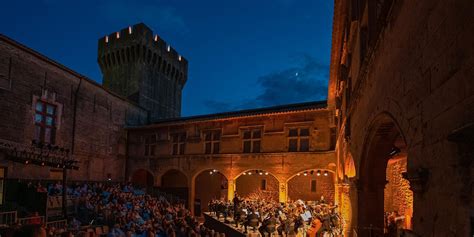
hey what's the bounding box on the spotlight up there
[25,160,29,165]
[265,172,268,175]
[209,171,213,175]
[316,170,321,176]
[389,147,401,156]
[297,173,300,176]
[213,169,217,172]
[243,172,247,175]
[303,172,308,176]
[41,162,45,166]
[310,170,314,175]
[57,164,60,168]
[248,172,252,175]
[259,172,263,175]
[324,171,328,176]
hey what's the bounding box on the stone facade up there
[0,35,148,181]
[126,104,337,210]
[98,23,187,121]
[329,0,474,236]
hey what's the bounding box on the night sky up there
[1,0,333,116]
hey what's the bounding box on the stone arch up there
[344,152,356,178]
[287,168,336,203]
[357,112,413,235]
[160,168,188,188]
[130,169,154,188]
[235,169,279,201]
[193,169,229,213]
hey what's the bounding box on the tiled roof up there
[151,100,327,125]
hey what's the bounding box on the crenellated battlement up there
[97,23,188,120]
[98,23,188,85]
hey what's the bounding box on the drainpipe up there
[63,77,82,218]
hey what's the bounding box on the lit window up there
[242,129,261,153]
[171,132,186,155]
[288,128,310,152]
[204,130,221,154]
[34,101,57,144]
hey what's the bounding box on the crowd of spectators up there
[7,182,221,237]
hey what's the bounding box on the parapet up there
[97,23,188,84]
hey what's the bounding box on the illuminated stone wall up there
[235,174,279,201]
[287,173,335,203]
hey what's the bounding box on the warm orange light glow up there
[344,153,356,178]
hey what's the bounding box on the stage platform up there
[203,213,260,237]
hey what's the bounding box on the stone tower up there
[98,23,187,120]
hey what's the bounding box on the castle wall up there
[0,35,148,181]
[330,0,474,235]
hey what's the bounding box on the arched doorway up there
[131,169,154,188]
[287,169,335,203]
[358,114,413,236]
[194,169,228,213]
[160,169,188,204]
[235,169,279,201]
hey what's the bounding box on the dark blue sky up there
[1,0,333,116]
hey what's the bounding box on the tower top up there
[98,23,188,81]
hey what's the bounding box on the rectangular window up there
[311,180,316,192]
[242,128,262,153]
[288,128,310,152]
[34,101,57,144]
[144,134,156,156]
[171,132,186,155]
[261,179,267,190]
[204,130,221,154]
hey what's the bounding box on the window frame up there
[203,130,221,154]
[171,132,186,155]
[288,127,310,152]
[144,134,157,156]
[34,100,57,144]
[242,128,262,153]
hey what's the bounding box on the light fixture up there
[304,172,308,176]
[297,173,300,176]
[105,36,109,43]
[128,26,132,34]
[265,172,269,175]
[316,170,321,176]
[116,32,120,39]
[310,170,314,175]
[389,147,401,156]
[248,172,252,175]
[209,171,213,175]
[324,171,328,176]
[259,172,263,175]
[213,169,217,172]
[178,55,182,61]
[243,172,247,175]
[154,35,158,41]
[25,160,29,165]
[167,45,171,52]
[41,162,45,166]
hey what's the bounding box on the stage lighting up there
[303,172,308,176]
[248,172,252,175]
[389,146,401,156]
[317,170,321,176]
[209,171,213,175]
[310,170,314,175]
[41,162,45,166]
[297,173,300,176]
[265,172,268,175]
[25,160,29,165]
[243,172,247,175]
[324,171,329,176]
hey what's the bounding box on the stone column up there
[278,181,288,203]
[227,179,235,201]
[188,177,195,216]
